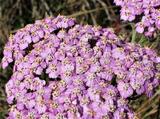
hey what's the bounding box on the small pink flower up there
[136,22,145,33]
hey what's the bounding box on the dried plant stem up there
[68,6,117,18]
[136,89,160,114]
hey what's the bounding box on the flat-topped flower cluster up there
[1,16,160,119]
[114,0,160,37]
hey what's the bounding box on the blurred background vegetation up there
[0,0,160,119]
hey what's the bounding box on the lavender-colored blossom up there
[117,81,133,98]
[1,15,160,119]
[114,0,160,36]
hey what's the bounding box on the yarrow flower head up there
[114,0,160,37]
[1,15,160,119]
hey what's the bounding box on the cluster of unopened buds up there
[1,15,160,119]
[114,0,160,37]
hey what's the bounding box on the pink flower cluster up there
[1,16,160,119]
[114,0,160,37]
